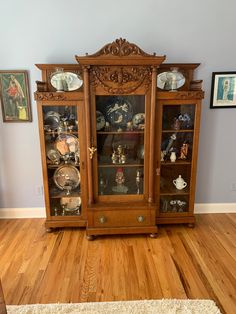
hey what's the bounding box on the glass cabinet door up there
[160,104,195,215]
[42,104,82,217]
[95,95,146,197]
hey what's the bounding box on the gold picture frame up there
[0,70,32,122]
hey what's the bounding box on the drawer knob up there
[99,216,106,224]
[137,215,145,223]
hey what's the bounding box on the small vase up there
[170,151,176,163]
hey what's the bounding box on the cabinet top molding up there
[76,38,166,66]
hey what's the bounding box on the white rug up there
[6,299,221,314]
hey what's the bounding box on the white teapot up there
[173,175,187,190]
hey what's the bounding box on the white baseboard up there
[194,203,236,213]
[0,204,235,219]
[0,207,46,219]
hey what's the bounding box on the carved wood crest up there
[89,38,154,57]
[34,92,67,101]
[90,66,152,94]
[178,91,204,99]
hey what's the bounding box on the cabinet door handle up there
[137,215,145,223]
[88,146,97,159]
[99,216,106,224]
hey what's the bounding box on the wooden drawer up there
[93,210,151,228]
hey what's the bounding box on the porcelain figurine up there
[179,143,189,159]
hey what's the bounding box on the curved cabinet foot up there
[188,223,195,228]
[150,233,158,238]
[86,235,96,241]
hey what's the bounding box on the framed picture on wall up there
[0,70,32,122]
[210,72,236,108]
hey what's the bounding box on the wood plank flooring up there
[0,214,235,313]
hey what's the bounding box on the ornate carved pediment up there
[89,38,154,57]
[90,66,152,94]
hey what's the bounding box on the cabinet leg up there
[188,223,195,228]
[46,227,53,233]
[86,235,96,241]
[150,233,158,238]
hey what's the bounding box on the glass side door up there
[160,104,195,215]
[94,95,146,198]
[41,103,84,218]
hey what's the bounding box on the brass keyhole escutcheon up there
[137,215,145,223]
[99,216,106,224]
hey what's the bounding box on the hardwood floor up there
[0,214,235,313]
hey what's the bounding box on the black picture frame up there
[210,72,236,109]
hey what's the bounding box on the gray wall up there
[0,0,236,208]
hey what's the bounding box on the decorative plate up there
[137,144,144,160]
[51,72,83,91]
[132,113,145,129]
[96,111,106,130]
[105,97,133,127]
[55,134,80,156]
[44,111,61,130]
[53,165,80,191]
[47,149,61,164]
[157,71,185,90]
[60,196,81,212]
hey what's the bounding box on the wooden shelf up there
[97,131,144,135]
[47,162,80,169]
[98,163,144,168]
[159,211,188,215]
[45,131,78,135]
[161,160,191,166]
[49,189,81,198]
[162,129,194,133]
[160,191,189,196]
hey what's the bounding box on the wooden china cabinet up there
[34,38,204,238]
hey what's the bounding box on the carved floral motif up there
[89,38,154,57]
[178,91,204,99]
[34,92,67,101]
[90,66,152,94]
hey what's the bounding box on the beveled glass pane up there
[42,105,81,217]
[96,95,145,196]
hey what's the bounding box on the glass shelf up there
[45,131,78,135]
[49,187,81,198]
[47,162,80,169]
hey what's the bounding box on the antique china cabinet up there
[34,38,204,238]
